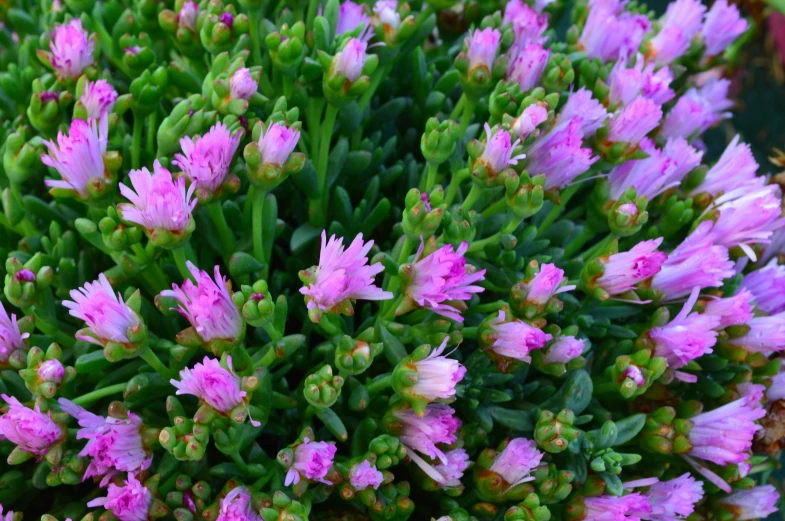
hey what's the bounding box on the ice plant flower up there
[607,97,663,144]
[687,394,764,467]
[58,399,151,486]
[504,0,549,48]
[648,0,706,64]
[717,486,780,521]
[405,338,466,402]
[726,313,785,355]
[333,37,369,83]
[162,263,243,344]
[507,43,550,91]
[644,473,703,521]
[512,104,549,139]
[42,117,109,199]
[466,27,502,73]
[257,122,301,167]
[661,79,733,139]
[402,241,486,322]
[690,136,758,196]
[701,0,747,57]
[742,259,785,314]
[487,311,552,363]
[543,336,585,364]
[0,303,28,365]
[662,137,703,181]
[394,404,460,463]
[49,19,94,79]
[349,460,384,490]
[476,124,526,175]
[608,56,675,106]
[521,263,576,307]
[579,8,650,62]
[0,394,61,457]
[118,161,197,238]
[489,438,543,486]
[374,0,401,37]
[178,1,199,30]
[173,122,242,198]
[336,1,370,35]
[0,507,13,521]
[284,438,337,486]
[229,67,258,101]
[559,88,609,138]
[608,139,677,200]
[767,369,785,401]
[433,448,471,488]
[300,232,392,320]
[581,494,652,521]
[594,238,667,296]
[703,290,754,329]
[38,359,65,383]
[215,487,262,521]
[87,474,151,521]
[527,118,598,190]
[80,79,118,118]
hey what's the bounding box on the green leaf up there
[290,223,321,254]
[378,322,407,365]
[487,406,533,432]
[613,414,646,446]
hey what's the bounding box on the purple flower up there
[489,437,543,486]
[0,507,13,521]
[595,238,667,296]
[488,311,552,363]
[118,161,197,235]
[394,404,461,462]
[257,122,300,167]
[87,473,151,521]
[512,104,549,139]
[50,19,94,78]
[411,338,466,401]
[336,1,370,35]
[216,487,262,521]
[703,290,754,329]
[0,303,28,365]
[608,97,663,144]
[333,37,370,82]
[522,263,576,306]
[718,486,780,521]
[405,241,486,322]
[624,365,645,386]
[0,394,61,457]
[81,79,118,119]
[692,135,758,196]
[702,0,747,57]
[300,232,392,315]
[608,139,673,200]
[579,8,650,62]
[608,56,676,107]
[582,494,652,521]
[662,137,704,181]
[646,474,704,521]
[649,0,706,64]
[178,1,199,30]
[349,460,384,490]
[543,336,585,364]
[661,79,733,139]
[688,394,764,466]
[161,263,244,343]
[478,124,526,174]
[507,42,550,92]
[742,259,785,314]
[767,369,785,401]
[650,288,720,369]
[503,0,549,48]
[559,88,609,137]
[727,313,785,355]
[432,448,470,488]
[466,27,502,72]
[642,67,677,105]
[63,273,141,347]
[229,68,258,100]
[173,123,242,196]
[58,399,151,486]
[38,359,65,383]
[42,117,108,199]
[651,222,734,300]
[285,437,337,486]
[527,118,598,190]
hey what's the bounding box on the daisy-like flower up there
[333,37,370,83]
[49,19,94,78]
[559,88,609,138]
[726,313,785,356]
[0,394,62,457]
[645,474,704,521]
[432,448,471,488]
[80,79,118,119]
[178,1,199,30]
[512,104,549,139]
[489,438,544,486]
[173,123,242,198]
[0,303,28,365]
[284,437,337,486]
[256,122,300,167]
[543,336,585,364]
[519,263,576,307]
[581,494,652,521]
[42,117,109,199]
[487,311,552,363]
[703,290,754,329]
[607,97,663,144]
[507,43,551,91]
[394,404,461,463]
[579,8,650,62]
[661,79,733,139]
[608,56,675,107]
[594,238,667,296]
[526,118,598,190]
[336,1,370,35]
[476,124,526,175]
[87,473,151,521]
[503,0,549,48]
[742,259,785,314]
[406,338,466,402]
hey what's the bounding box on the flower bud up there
[303,364,344,408]
[334,335,382,376]
[534,410,579,453]
[421,118,460,165]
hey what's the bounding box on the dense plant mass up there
[0,0,782,520]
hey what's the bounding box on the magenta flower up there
[336,1,370,35]
[285,437,337,486]
[579,8,650,62]
[649,0,706,64]
[42,117,108,199]
[0,303,28,365]
[543,336,585,364]
[173,123,242,196]
[349,460,384,490]
[703,290,754,329]
[394,404,460,463]
[608,56,676,107]
[433,448,470,488]
[466,27,502,72]
[663,137,704,181]
[523,263,576,306]
[257,122,301,167]
[742,259,785,314]
[726,313,785,356]
[687,394,764,466]
[651,222,734,300]
[88,473,151,521]
[81,79,118,118]
[215,487,262,521]
[300,232,392,316]
[608,97,662,144]
[507,43,550,92]
[410,338,466,401]
[595,238,667,296]
[503,0,549,48]
[559,88,609,138]
[693,135,759,197]
[229,67,258,101]
[661,79,733,139]
[0,394,61,457]
[178,1,198,29]
[643,67,677,105]
[608,139,676,200]
[63,273,141,347]
[404,241,486,322]
[38,359,65,383]
[650,289,719,369]
[488,311,552,363]
[478,124,526,174]
[582,494,652,521]
[526,118,598,190]
[718,486,780,521]
[333,37,369,82]
[702,0,747,57]
[489,438,543,486]
[512,104,549,139]
[645,473,704,521]
[0,507,13,521]
[118,161,197,235]
[162,263,243,342]
[49,19,94,78]
[58,399,151,486]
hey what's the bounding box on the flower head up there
[333,37,369,82]
[336,1,370,35]
[523,263,576,306]
[703,290,754,329]
[50,19,94,78]
[648,0,706,64]
[702,0,747,57]
[173,123,242,197]
[663,137,704,180]
[0,507,13,521]
[582,494,652,521]
[512,104,549,139]
[544,336,585,364]
[374,0,401,36]
[433,448,470,488]
[489,438,544,486]
[216,487,262,521]
[527,118,598,190]
[42,117,108,199]
[478,124,525,174]
[229,68,258,100]
[349,460,384,490]
[650,288,719,369]
[410,338,466,401]
[742,259,785,314]
[285,437,337,486]
[608,56,675,107]
[393,404,461,462]
[579,8,650,62]
[661,79,733,139]
[0,394,61,457]
[727,313,785,356]
[0,303,28,365]
[257,122,300,167]
[87,473,151,521]
[645,473,703,521]
[466,27,502,72]
[559,88,609,138]
[81,79,118,118]
[595,238,667,296]
[178,1,199,30]
[504,0,549,48]
[488,311,551,363]
[507,42,550,91]
[691,136,758,196]
[608,97,663,144]
[39,359,65,383]
[718,486,780,521]
[688,394,764,466]
[58,399,151,486]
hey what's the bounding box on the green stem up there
[537,184,581,237]
[481,199,507,219]
[467,231,501,253]
[450,94,466,121]
[207,201,236,260]
[262,322,283,342]
[173,247,195,282]
[382,295,403,321]
[132,114,143,170]
[424,162,439,192]
[383,236,415,312]
[357,64,391,113]
[366,374,393,394]
[563,226,595,259]
[140,348,172,380]
[306,0,319,30]
[459,97,477,135]
[254,345,277,368]
[461,184,482,212]
[310,104,340,226]
[247,9,264,66]
[72,382,127,406]
[146,111,157,156]
[252,189,267,265]
[445,169,469,206]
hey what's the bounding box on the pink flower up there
[410,338,466,401]
[81,79,118,118]
[58,399,151,486]
[595,238,667,296]
[608,97,662,144]
[394,404,460,462]
[582,494,652,521]
[0,394,61,457]
[0,506,14,521]
[42,117,108,199]
[349,460,384,490]
[216,487,262,521]
[87,473,151,521]
[663,137,704,181]
[608,56,676,107]
[38,359,65,383]
[300,232,392,314]
[50,19,94,78]
[161,263,243,342]
[63,273,141,346]
[118,161,197,234]
[173,123,242,196]
[742,259,785,314]
[645,473,704,521]
[374,0,401,35]
[336,1,370,35]
[543,336,585,364]
[229,67,258,100]
[691,136,758,196]
[405,241,486,322]
[523,263,576,306]
[702,0,747,57]
[256,122,300,167]
[333,37,369,82]
[661,79,733,139]
[718,486,780,521]
[651,222,734,300]
[503,0,549,48]
[767,369,785,401]
[727,313,785,355]
[466,27,502,72]
[478,124,526,174]
[512,104,549,139]
[650,288,720,369]
[433,448,470,488]
[488,311,551,363]
[579,8,650,62]
[559,88,609,138]
[178,1,199,30]
[703,290,754,329]
[527,118,598,190]
[489,438,543,486]
[688,394,764,466]
[608,138,687,200]
[285,437,337,486]
[649,0,706,64]
[507,43,550,92]
[0,303,28,364]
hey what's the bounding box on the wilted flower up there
[466,27,502,72]
[607,97,663,144]
[488,311,552,363]
[81,79,118,118]
[285,438,337,486]
[661,79,733,139]
[87,473,151,521]
[595,238,667,296]
[543,336,585,364]
[579,8,650,62]
[742,259,785,314]
[49,19,94,78]
[687,394,764,466]
[527,118,598,190]
[702,0,748,57]
[0,394,61,457]
[691,135,758,196]
[648,0,706,64]
[349,460,384,490]
[582,493,652,521]
[559,88,609,137]
[0,303,28,365]
[645,474,704,521]
[703,290,754,329]
[489,438,543,486]
[409,338,466,401]
[336,1,370,35]
[507,43,550,91]
[477,124,526,174]
[216,487,262,521]
[42,117,109,199]
[257,122,300,167]
[229,68,258,100]
[512,104,549,139]
[173,123,242,196]
[726,313,785,356]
